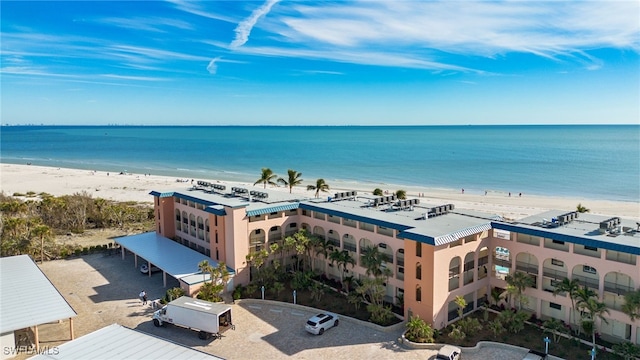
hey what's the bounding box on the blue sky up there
[1,1,639,125]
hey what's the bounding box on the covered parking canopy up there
[114,232,232,290]
[0,255,77,354]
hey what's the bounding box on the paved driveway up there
[34,252,526,360]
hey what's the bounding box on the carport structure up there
[114,232,233,294]
[0,255,76,358]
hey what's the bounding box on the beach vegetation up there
[0,191,153,259]
[576,203,590,213]
[277,169,303,193]
[395,189,407,199]
[307,178,330,198]
[373,188,383,196]
[254,167,278,189]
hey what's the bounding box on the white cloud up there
[230,0,280,49]
[259,0,639,69]
[207,57,220,74]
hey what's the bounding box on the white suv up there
[436,345,461,360]
[305,313,339,335]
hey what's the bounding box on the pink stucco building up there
[150,183,640,345]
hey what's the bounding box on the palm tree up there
[395,189,407,200]
[553,278,581,329]
[254,168,278,189]
[373,188,383,196]
[622,289,640,321]
[454,295,467,319]
[32,224,52,263]
[307,178,330,198]
[277,169,303,193]
[505,271,535,310]
[198,260,213,283]
[578,297,610,350]
[576,203,590,213]
[328,249,355,289]
[360,246,384,277]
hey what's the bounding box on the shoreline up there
[1,163,638,220]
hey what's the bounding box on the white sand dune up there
[1,163,638,220]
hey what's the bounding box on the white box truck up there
[153,296,233,339]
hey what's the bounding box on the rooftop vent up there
[395,198,420,210]
[333,191,357,201]
[425,203,455,218]
[249,190,268,199]
[373,195,397,207]
[599,217,621,234]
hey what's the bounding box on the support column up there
[163,272,167,287]
[134,254,138,268]
[148,261,151,278]
[121,246,125,260]
[70,317,74,340]
[34,325,39,352]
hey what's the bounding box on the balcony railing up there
[493,258,512,268]
[604,281,634,296]
[516,261,538,275]
[478,256,489,266]
[572,274,599,290]
[343,243,356,252]
[542,268,567,280]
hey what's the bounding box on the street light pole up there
[543,336,550,354]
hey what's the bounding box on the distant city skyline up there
[1,1,639,125]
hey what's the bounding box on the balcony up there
[516,261,539,275]
[542,268,567,281]
[343,243,356,252]
[572,274,599,291]
[604,281,634,296]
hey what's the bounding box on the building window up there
[551,259,564,267]
[584,245,598,251]
[550,302,562,310]
[416,242,422,257]
[552,240,565,245]
[416,263,422,280]
[583,265,597,274]
[416,286,422,302]
[215,232,218,244]
[216,249,219,260]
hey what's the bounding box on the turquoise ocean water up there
[1,125,638,202]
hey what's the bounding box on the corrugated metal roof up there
[0,255,77,333]
[115,232,234,279]
[28,323,224,360]
[433,223,493,246]
[246,203,299,217]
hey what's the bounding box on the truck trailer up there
[153,296,232,339]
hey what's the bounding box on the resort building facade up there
[149,183,640,345]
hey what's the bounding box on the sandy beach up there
[1,163,638,220]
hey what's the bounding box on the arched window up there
[416,263,422,280]
[416,286,422,302]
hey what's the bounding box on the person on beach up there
[139,290,147,305]
[461,188,464,194]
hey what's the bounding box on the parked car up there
[436,345,461,360]
[305,312,339,335]
[140,264,160,274]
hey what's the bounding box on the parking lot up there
[35,252,529,359]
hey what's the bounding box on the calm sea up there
[1,125,638,202]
